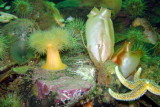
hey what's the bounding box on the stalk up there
[42,44,67,70]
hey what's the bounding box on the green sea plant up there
[125,28,145,43]
[114,27,142,44]
[0,93,23,107]
[65,18,85,36]
[131,42,151,63]
[13,0,32,17]
[123,0,146,18]
[0,36,8,59]
[29,27,75,71]
[65,18,86,54]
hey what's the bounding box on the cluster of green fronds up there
[29,27,77,54]
[123,0,146,18]
[10,40,34,64]
[131,42,151,63]
[65,18,85,37]
[0,93,23,107]
[125,28,146,42]
[13,0,32,17]
[114,30,127,43]
[141,58,160,83]
[115,28,145,44]
[65,18,87,55]
[0,36,8,59]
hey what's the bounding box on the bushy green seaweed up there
[131,42,151,63]
[65,18,85,36]
[0,36,8,59]
[125,28,145,42]
[65,18,87,55]
[123,0,146,18]
[13,0,32,17]
[115,28,145,43]
[0,93,23,107]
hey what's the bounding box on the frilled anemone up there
[29,27,74,71]
[13,0,32,17]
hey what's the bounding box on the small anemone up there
[0,36,8,59]
[125,28,145,42]
[65,18,86,53]
[123,0,146,18]
[65,18,85,37]
[29,27,74,53]
[131,42,151,63]
[13,0,32,17]
[29,27,76,70]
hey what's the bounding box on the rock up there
[0,12,17,23]
[1,18,38,39]
[1,19,38,63]
[36,76,93,103]
[32,60,96,106]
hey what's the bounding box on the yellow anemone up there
[29,27,71,71]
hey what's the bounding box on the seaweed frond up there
[0,36,8,59]
[123,0,146,18]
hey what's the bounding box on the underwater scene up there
[0,0,160,107]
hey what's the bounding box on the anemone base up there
[42,63,67,71]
